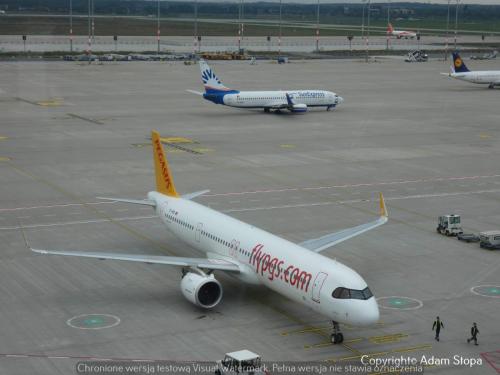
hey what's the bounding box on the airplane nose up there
[363,298,380,325]
[336,96,344,105]
[350,298,380,326]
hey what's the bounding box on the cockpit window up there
[332,287,373,300]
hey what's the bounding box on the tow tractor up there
[215,350,265,375]
[437,215,463,236]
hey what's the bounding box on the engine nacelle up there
[291,103,307,113]
[180,272,223,308]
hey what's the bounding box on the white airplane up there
[386,23,417,39]
[189,60,343,113]
[443,52,500,89]
[31,130,388,344]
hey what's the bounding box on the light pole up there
[361,1,365,49]
[238,0,243,52]
[87,0,91,62]
[69,0,73,52]
[278,0,282,57]
[454,0,459,50]
[157,0,161,54]
[386,0,390,50]
[315,0,320,52]
[194,0,198,53]
[366,0,371,63]
[91,0,94,42]
[445,0,451,60]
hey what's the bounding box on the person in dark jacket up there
[467,323,479,345]
[432,316,444,341]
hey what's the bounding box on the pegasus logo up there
[154,137,172,190]
[201,69,221,85]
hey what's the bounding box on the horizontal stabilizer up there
[97,197,156,206]
[31,248,240,272]
[182,190,210,200]
[186,89,204,96]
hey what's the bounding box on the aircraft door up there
[195,223,203,243]
[230,239,239,258]
[311,272,328,303]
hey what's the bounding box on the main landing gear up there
[264,107,270,113]
[488,83,495,89]
[330,321,344,344]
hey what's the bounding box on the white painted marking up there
[471,285,500,298]
[0,215,157,230]
[224,189,500,213]
[377,296,423,310]
[66,314,121,330]
[2,189,499,230]
[0,201,115,212]
[204,174,500,197]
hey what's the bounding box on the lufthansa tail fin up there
[451,52,470,73]
[199,59,232,94]
[151,130,179,197]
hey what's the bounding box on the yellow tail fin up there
[151,130,179,197]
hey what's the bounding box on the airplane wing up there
[97,197,156,206]
[186,89,204,95]
[298,193,388,253]
[31,248,241,272]
[264,100,289,110]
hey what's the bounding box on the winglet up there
[379,192,388,218]
[151,130,179,197]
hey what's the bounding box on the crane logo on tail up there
[454,56,463,69]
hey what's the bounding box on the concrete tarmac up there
[0,58,499,374]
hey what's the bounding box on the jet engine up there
[180,272,223,308]
[290,103,307,113]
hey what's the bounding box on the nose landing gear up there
[330,321,344,344]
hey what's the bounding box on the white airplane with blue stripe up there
[191,60,343,113]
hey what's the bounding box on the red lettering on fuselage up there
[248,244,312,292]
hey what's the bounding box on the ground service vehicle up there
[437,215,463,236]
[479,231,500,250]
[215,350,265,375]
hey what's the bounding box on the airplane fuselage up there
[203,89,342,110]
[149,191,379,327]
[450,71,500,86]
[389,31,416,39]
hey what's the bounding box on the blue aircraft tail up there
[199,60,233,94]
[452,52,470,73]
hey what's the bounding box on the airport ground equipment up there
[215,350,264,375]
[471,51,498,60]
[437,215,463,236]
[479,231,500,250]
[405,50,428,62]
[457,233,480,243]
